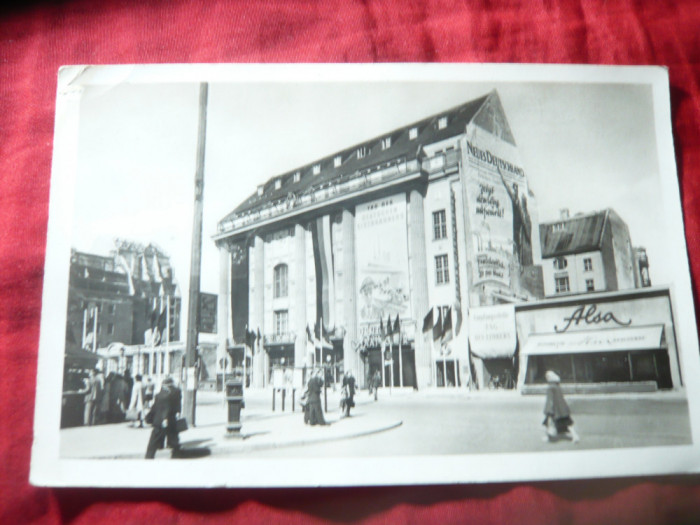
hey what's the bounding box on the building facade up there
[539,209,648,297]
[215,91,545,389]
[65,241,182,374]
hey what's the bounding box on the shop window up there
[435,254,449,284]
[432,209,447,240]
[274,310,288,336]
[585,278,595,292]
[583,257,593,271]
[273,264,288,298]
[555,275,570,294]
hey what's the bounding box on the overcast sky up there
[73,78,669,318]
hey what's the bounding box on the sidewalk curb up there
[89,419,403,460]
[208,419,404,456]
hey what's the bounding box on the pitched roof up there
[539,210,609,258]
[220,93,491,223]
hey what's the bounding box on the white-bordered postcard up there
[31,63,700,487]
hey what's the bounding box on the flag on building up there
[433,308,443,342]
[454,302,463,336]
[311,216,336,331]
[422,307,433,334]
[245,326,257,349]
[442,307,453,344]
[379,316,385,337]
[386,314,393,336]
[314,319,333,350]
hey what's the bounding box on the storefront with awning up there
[468,304,518,389]
[514,288,683,392]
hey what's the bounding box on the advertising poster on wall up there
[355,193,411,326]
[460,100,536,305]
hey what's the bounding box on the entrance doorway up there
[366,344,416,388]
[435,359,460,387]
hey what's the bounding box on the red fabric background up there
[2,1,700,523]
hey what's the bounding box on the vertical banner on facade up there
[354,194,411,327]
[461,133,533,304]
[311,215,336,330]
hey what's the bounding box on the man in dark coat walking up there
[145,377,181,459]
[341,370,356,417]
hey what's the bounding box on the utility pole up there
[183,82,209,427]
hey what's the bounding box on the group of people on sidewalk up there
[78,367,155,427]
[300,369,358,425]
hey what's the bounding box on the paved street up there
[60,388,692,459]
[241,389,692,458]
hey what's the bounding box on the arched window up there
[274,264,288,298]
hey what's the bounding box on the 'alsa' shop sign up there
[554,304,632,333]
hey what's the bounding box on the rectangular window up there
[586,278,595,292]
[334,155,342,167]
[435,254,449,284]
[274,264,288,298]
[274,179,282,190]
[312,164,321,175]
[433,210,447,240]
[583,257,593,272]
[555,276,570,294]
[108,323,114,335]
[381,137,391,150]
[274,310,288,336]
[357,146,367,159]
[438,116,448,129]
[293,172,301,183]
[409,127,418,140]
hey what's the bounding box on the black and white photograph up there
[31,64,700,487]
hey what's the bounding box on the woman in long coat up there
[306,369,327,426]
[543,370,580,443]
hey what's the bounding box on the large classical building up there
[214,91,546,389]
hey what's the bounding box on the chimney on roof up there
[257,185,264,197]
[560,208,570,220]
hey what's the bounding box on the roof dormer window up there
[274,179,282,190]
[357,146,367,159]
[409,127,418,140]
[312,164,321,175]
[334,155,342,168]
[381,137,391,150]
[438,116,448,130]
[257,185,264,197]
[293,172,301,183]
